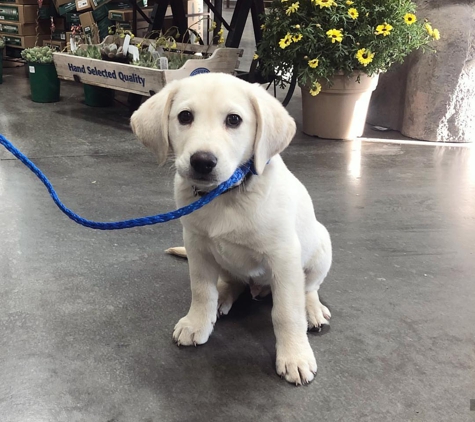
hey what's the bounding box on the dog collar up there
[191,158,259,197]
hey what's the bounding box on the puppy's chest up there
[184,209,269,280]
[209,238,269,280]
[183,197,259,238]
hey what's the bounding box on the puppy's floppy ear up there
[130,80,179,165]
[249,84,296,174]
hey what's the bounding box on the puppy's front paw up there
[173,315,214,346]
[276,343,317,385]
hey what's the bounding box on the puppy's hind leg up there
[217,274,246,316]
[306,289,331,331]
[305,239,332,331]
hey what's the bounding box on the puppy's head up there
[131,73,296,188]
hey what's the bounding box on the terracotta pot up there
[301,73,379,140]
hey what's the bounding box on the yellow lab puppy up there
[131,73,332,385]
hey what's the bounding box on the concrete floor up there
[1,36,475,422]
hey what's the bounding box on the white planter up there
[301,73,380,140]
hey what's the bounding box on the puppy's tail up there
[165,246,188,259]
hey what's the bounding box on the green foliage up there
[132,50,194,70]
[132,50,159,69]
[73,45,101,59]
[21,46,55,64]
[0,36,5,49]
[134,32,200,70]
[257,0,440,90]
[166,52,192,69]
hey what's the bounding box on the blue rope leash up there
[0,134,254,230]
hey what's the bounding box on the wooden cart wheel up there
[246,60,297,107]
[264,72,297,107]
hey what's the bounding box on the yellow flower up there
[404,13,416,25]
[218,37,225,44]
[295,24,300,29]
[218,28,224,36]
[253,53,259,60]
[432,28,440,40]
[261,24,266,30]
[346,0,353,4]
[211,21,217,30]
[286,2,299,15]
[424,22,433,36]
[308,58,319,68]
[309,82,322,96]
[348,8,358,19]
[326,28,343,43]
[375,22,393,36]
[355,48,375,66]
[313,0,335,8]
[293,33,303,42]
[279,33,292,49]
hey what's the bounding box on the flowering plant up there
[256,0,439,95]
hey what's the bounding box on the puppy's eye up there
[226,114,242,128]
[178,110,193,125]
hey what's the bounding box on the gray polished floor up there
[1,52,475,422]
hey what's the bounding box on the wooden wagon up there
[53,41,243,97]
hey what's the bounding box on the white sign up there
[128,45,139,62]
[122,34,131,55]
[70,36,77,52]
[159,57,169,70]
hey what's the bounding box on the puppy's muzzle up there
[190,151,218,176]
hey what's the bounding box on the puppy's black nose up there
[190,152,218,175]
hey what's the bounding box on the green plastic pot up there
[83,84,115,107]
[0,49,3,84]
[27,62,60,103]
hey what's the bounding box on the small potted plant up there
[73,44,116,107]
[21,46,60,103]
[0,36,5,84]
[257,0,440,140]
[70,26,116,107]
[102,25,136,64]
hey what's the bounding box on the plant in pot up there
[71,28,116,107]
[135,31,189,70]
[133,22,227,70]
[0,36,5,84]
[257,0,440,140]
[21,46,60,103]
[102,25,135,63]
